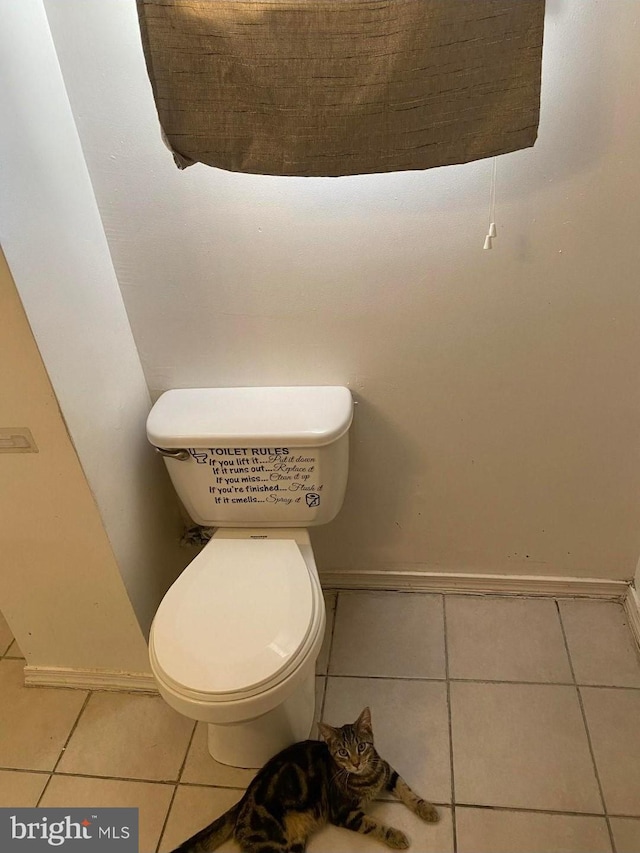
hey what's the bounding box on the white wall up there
[19,0,640,581]
[0,0,186,639]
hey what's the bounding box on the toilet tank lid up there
[147,386,353,449]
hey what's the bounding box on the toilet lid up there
[151,538,314,696]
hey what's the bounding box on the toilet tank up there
[147,386,353,527]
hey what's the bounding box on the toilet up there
[146,386,353,768]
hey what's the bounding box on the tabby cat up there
[171,707,439,852]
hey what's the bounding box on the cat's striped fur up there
[171,707,439,852]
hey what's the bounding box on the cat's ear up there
[355,706,373,738]
[317,722,340,745]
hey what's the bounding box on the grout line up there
[320,671,640,690]
[36,690,92,806]
[0,649,19,660]
[452,678,640,690]
[177,721,198,784]
[575,684,617,853]
[455,802,613,818]
[315,675,327,731]
[320,591,340,717]
[555,600,617,853]
[0,767,51,777]
[157,716,218,852]
[154,784,177,853]
[177,782,246,792]
[39,771,176,786]
[442,595,457,853]
[562,682,640,691]
[374,797,453,808]
[327,672,448,682]
[51,692,93,773]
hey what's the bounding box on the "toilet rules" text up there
[187,447,322,508]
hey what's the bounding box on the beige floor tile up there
[610,818,640,853]
[456,807,612,853]
[0,612,14,655]
[4,639,25,660]
[57,692,195,782]
[580,687,640,816]
[41,773,173,853]
[559,601,640,687]
[181,677,325,785]
[308,803,454,853]
[451,682,602,813]
[323,676,451,805]
[329,591,445,679]
[158,784,242,853]
[0,659,87,771]
[446,596,572,683]
[0,770,49,807]
[316,590,337,675]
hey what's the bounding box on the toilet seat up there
[150,538,322,704]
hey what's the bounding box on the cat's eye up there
[338,748,348,758]
[357,743,367,753]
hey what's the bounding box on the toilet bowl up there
[149,528,325,767]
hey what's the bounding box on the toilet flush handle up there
[154,446,190,461]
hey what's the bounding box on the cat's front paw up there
[416,800,440,823]
[384,827,410,849]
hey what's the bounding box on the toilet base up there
[207,671,317,768]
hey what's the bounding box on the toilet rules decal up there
[188,447,323,514]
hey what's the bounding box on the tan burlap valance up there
[137,0,545,176]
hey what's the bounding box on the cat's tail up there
[169,800,241,852]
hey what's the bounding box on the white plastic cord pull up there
[482,158,498,248]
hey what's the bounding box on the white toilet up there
[146,386,353,768]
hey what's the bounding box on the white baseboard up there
[319,568,628,600]
[624,585,640,649]
[23,665,158,693]
[21,575,638,692]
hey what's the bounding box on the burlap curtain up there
[137,0,545,176]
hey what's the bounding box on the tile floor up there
[1,592,640,852]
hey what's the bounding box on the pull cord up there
[483,157,498,250]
